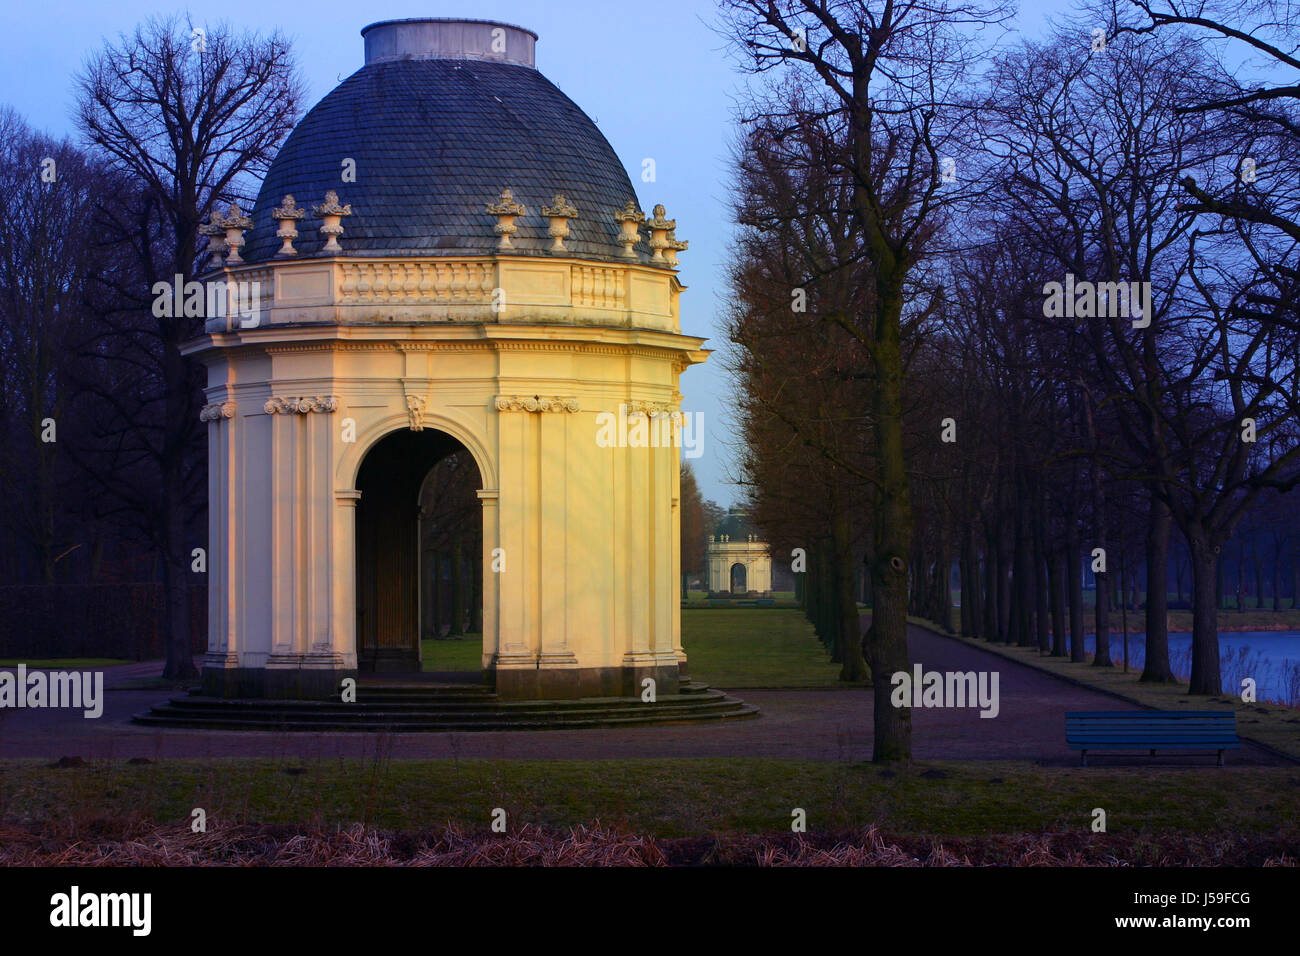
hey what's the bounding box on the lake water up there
[1080,631,1300,704]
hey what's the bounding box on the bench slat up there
[1064,710,1240,766]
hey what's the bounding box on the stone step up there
[149,699,746,722]
[133,695,759,732]
[161,688,735,713]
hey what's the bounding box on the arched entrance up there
[730,562,747,595]
[355,428,482,672]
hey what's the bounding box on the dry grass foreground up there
[1,819,1295,866]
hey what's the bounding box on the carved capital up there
[264,395,339,414]
[626,400,681,423]
[199,401,236,422]
[494,395,580,413]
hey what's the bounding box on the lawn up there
[1,757,1295,845]
[680,609,848,688]
[417,610,846,689]
[420,634,482,672]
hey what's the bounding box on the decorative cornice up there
[494,395,580,413]
[252,340,693,361]
[199,401,236,422]
[263,395,339,414]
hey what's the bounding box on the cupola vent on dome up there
[361,17,537,68]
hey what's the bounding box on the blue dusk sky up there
[4,0,1077,506]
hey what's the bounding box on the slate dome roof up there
[714,510,762,541]
[244,18,649,264]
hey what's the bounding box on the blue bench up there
[1065,711,1241,766]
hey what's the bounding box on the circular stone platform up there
[133,679,757,732]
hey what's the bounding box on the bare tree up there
[0,110,111,584]
[73,15,304,678]
[718,0,1011,759]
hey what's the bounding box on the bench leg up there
[1080,750,1087,767]
[1217,750,1224,768]
[1149,749,1156,757]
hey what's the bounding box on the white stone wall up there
[189,254,706,695]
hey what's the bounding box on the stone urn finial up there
[665,227,689,268]
[312,190,352,254]
[200,219,227,268]
[213,203,254,265]
[613,200,645,259]
[272,194,306,257]
[541,193,578,253]
[646,203,676,263]
[486,187,527,250]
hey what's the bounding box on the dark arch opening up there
[730,562,747,595]
[355,429,482,673]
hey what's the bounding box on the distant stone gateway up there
[707,510,772,597]
[137,18,756,728]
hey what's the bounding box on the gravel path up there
[0,628,1286,765]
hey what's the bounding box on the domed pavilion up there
[138,18,755,728]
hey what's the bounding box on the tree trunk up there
[431,551,442,638]
[961,527,980,639]
[1091,552,1112,667]
[934,517,953,633]
[1175,548,1186,606]
[1033,488,1051,653]
[835,511,867,682]
[997,521,1013,643]
[1236,550,1245,612]
[1048,548,1068,657]
[1216,553,1224,610]
[862,275,912,763]
[1013,474,1034,647]
[1253,542,1263,613]
[959,553,972,637]
[1188,531,1223,694]
[160,430,196,679]
[983,522,999,642]
[449,537,465,636]
[1272,548,1281,612]
[1067,515,1086,662]
[1141,493,1173,683]
[160,331,197,680]
[471,540,483,633]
